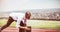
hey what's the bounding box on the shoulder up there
[9,12,24,15]
[9,13,15,16]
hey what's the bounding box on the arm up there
[16,17,30,30]
[19,26,31,30]
[16,18,27,29]
[19,26,27,29]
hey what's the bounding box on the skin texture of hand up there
[19,26,30,30]
[24,27,30,30]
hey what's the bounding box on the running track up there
[1,27,60,32]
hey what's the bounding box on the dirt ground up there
[1,27,60,32]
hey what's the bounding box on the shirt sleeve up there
[16,18,22,28]
[16,13,25,28]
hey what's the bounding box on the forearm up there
[19,26,31,30]
[19,26,27,29]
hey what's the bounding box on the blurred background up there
[0,0,60,29]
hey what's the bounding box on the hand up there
[24,27,27,29]
[24,27,30,30]
[19,26,30,30]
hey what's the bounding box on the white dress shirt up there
[9,13,27,28]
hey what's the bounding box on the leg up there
[24,28,26,32]
[0,16,14,32]
[19,27,26,32]
[19,27,24,32]
[19,26,31,32]
[26,26,31,32]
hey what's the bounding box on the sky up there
[0,0,60,12]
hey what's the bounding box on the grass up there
[0,19,16,28]
[27,20,60,29]
[0,19,60,29]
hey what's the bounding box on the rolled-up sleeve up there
[16,13,25,28]
[16,15,24,28]
[16,18,22,28]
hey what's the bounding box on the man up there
[0,11,31,32]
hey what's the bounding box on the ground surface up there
[0,19,60,32]
[1,27,60,32]
[0,19,60,29]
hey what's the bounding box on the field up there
[0,19,16,27]
[0,19,60,29]
[0,19,60,32]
